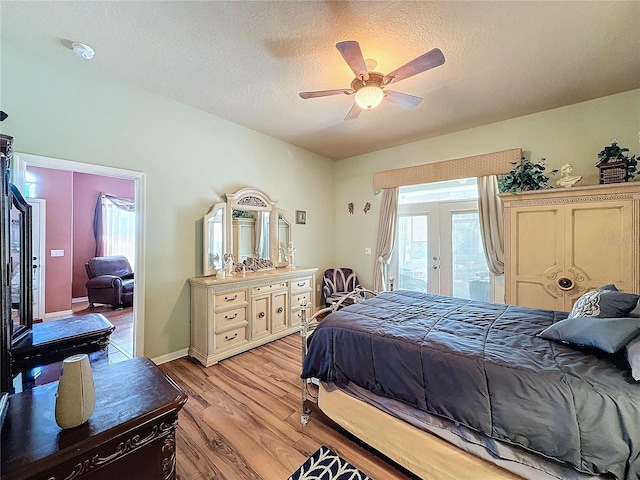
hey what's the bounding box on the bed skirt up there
[318,382,606,480]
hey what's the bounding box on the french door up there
[393,200,491,300]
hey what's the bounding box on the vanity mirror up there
[201,187,292,276]
[8,183,33,343]
[202,203,226,277]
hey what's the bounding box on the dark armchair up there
[85,256,134,309]
[322,267,360,308]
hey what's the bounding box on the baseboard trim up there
[151,348,189,365]
[44,310,74,320]
[72,296,89,303]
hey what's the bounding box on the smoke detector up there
[72,42,95,60]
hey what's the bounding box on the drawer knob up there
[277,307,284,314]
[224,332,238,341]
[224,313,238,320]
[224,294,238,302]
[557,277,574,290]
[297,282,305,287]
[258,312,266,318]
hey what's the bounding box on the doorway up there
[391,179,492,301]
[27,198,45,321]
[14,153,145,357]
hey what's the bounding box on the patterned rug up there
[288,445,373,480]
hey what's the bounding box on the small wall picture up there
[296,210,306,225]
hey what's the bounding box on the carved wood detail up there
[46,416,178,480]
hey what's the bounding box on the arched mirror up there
[201,187,294,275]
[202,202,226,276]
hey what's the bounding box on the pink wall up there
[27,166,73,314]
[26,167,135,314]
[72,173,134,298]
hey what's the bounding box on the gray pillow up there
[626,336,640,381]
[567,289,639,319]
[629,303,640,319]
[539,316,640,353]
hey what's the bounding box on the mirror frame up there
[275,209,293,264]
[225,187,279,266]
[8,183,32,344]
[202,202,226,276]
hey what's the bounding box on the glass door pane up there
[397,215,431,292]
[450,211,490,301]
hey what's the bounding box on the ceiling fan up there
[299,41,445,121]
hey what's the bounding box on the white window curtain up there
[477,175,504,275]
[94,193,136,266]
[253,211,270,259]
[374,187,399,292]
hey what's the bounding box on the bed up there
[300,290,640,480]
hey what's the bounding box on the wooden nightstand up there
[1,357,188,480]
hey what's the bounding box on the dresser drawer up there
[215,307,247,330]
[214,290,247,309]
[292,291,311,308]
[214,326,248,351]
[291,278,312,292]
[252,282,288,295]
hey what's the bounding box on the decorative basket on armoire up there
[595,139,638,184]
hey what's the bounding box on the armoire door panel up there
[514,281,563,311]
[502,184,640,310]
[513,208,563,277]
[567,203,632,291]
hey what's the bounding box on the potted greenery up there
[595,139,638,184]
[498,157,558,193]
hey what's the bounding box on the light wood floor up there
[72,301,133,357]
[159,334,416,480]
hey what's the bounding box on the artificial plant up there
[498,157,558,193]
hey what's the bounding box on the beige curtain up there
[374,187,399,292]
[477,175,504,275]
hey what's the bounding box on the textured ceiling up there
[1,1,639,160]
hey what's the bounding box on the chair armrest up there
[86,275,123,289]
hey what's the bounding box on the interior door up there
[27,199,45,321]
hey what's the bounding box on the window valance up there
[373,148,522,191]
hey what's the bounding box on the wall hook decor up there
[363,202,371,214]
[348,202,354,214]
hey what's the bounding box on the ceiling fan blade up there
[383,48,445,85]
[344,103,362,121]
[384,91,423,110]
[336,41,369,81]
[299,89,353,99]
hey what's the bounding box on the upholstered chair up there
[85,256,134,309]
[322,268,360,308]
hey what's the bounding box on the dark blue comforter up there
[301,290,640,479]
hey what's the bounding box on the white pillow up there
[568,289,639,319]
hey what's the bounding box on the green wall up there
[2,37,638,359]
[334,89,640,288]
[1,40,336,359]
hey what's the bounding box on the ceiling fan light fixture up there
[355,85,384,110]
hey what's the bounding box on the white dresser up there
[188,267,317,366]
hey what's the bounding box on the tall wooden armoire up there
[501,183,640,311]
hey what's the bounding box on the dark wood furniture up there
[1,357,188,480]
[11,314,114,372]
